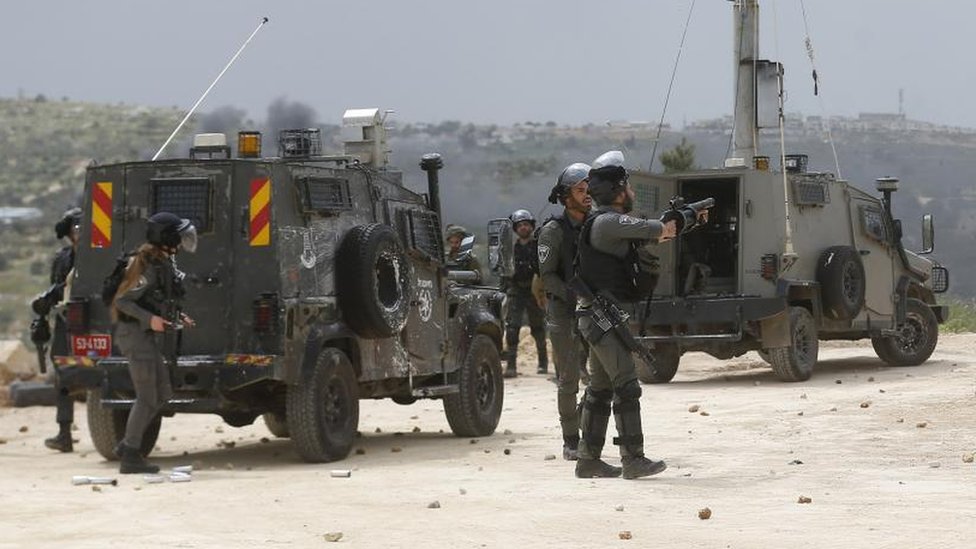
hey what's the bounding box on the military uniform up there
[576,205,668,479]
[113,253,184,455]
[43,245,75,450]
[502,238,547,376]
[538,213,590,456]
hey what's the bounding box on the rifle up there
[660,196,715,235]
[159,261,185,373]
[29,316,51,374]
[569,277,658,375]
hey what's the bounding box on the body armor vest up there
[577,211,641,302]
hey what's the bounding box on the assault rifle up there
[160,261,185,372]
[29,283,65,375]
[569,277,658,375]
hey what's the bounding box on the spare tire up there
[816,246,865,321]
[337,224,412,339]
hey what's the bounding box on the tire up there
[263,412,290,438]
[637,344,680,384]
[337,224,412,339]
[756,349,772,364]
[444,334,504,437]
[86,390,161,460]
[768,306,819,382]
[871,298,938,367]
[817,246,865,320]
[286,348,359,463]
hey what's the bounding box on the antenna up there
[152,17,270,161]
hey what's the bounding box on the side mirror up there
[920,214,934,254]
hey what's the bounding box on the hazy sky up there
[3,1,973,127]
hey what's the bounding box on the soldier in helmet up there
[574,150,703,480]
[110,212,197,474]
[538,163,592,459]
[32,207,82,452]
[444,224,483,284]
[501,209,548,378]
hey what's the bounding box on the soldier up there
[111,212,197,474]
[501,209,547,378]
[33,207,82,452]
[444,224,483,284]
[574,150,699,480]
[538,163,592,460]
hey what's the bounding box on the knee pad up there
[584,387,613,406]
[614,379,642,401]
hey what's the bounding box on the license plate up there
[71,334,112,357]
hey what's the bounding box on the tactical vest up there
[551,214,578,285]
[511,240,538,285]
[120,256,184,322]
[576,211,641,302]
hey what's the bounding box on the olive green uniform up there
[113,256,180,449]
[538,215,588,444]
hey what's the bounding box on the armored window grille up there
[407,209,443,262]
[150,178,212,232]
[631,182,660,216]
[930,264,949,294]
[793,179,830,206]
[301,177,352,213]
[859,205,888,243]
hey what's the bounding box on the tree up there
[659,137,697,173]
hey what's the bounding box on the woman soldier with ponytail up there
[111,212,197,474]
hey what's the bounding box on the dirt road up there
[1,335,974,548]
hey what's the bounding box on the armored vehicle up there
[58,108,505,462]
[626,1,949,383]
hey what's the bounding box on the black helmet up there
[548,162,591,204]
[147,212,197,252]
[54,207,82,240]
[587,150,628,206]
[509,209,535,229]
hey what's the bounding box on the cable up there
[799,0,842,178]
[648,0,697,172]
[771,0,796,260]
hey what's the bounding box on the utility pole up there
[731,0,760,163]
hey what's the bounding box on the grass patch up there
[939,297,976,334]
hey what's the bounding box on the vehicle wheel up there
[337,224,412,339]
[817,246,865,320]
[756,349,772,364]
[286,348,359,462]
[871,298,938,367]
[86,390,161,460]
[768,306,819,382]
[262,412,290,438]
[636,344,680,384]
[444,334,504,437]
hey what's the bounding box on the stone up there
[615,505,624,512]
[323,532,343,542]
[544,454,557,461]
[963,453,974,464]
[798,496,812,504]
[699,411,710,417]
[391,447,402,453]
[412,426,421,433]
[355,448,366,455]
[698,507,712,520]
[618,531,633,540]
[916,422,928,428]
[503,449,511,455]
[427,501,441,509]
[860,401,871,408]
[9,380,57,407]
[19,425,28,433]
[688,404,700,413]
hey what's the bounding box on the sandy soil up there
[1,334,974,548]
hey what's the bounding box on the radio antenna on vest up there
[152,17,270,161]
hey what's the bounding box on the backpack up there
[101,252,136,306]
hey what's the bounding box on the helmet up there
[147,212,197,253]
[588,150,629,205]
[548,162,591,204]
[509,209,535,229]
[445,224,468,241]
[54,207,82,239]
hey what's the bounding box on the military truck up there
[625,1,949,383]
[57,108,505,462]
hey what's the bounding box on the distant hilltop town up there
[685,111,976,137]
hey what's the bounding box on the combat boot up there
[535,336,548,374]
[562,435,580,461]
[44,424,73,453]
[536,357,548,375]
[503,353,517,378]
[575,458,622,478]
[117,444,160,474]
[621,456,667,479]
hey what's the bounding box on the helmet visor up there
[179,223,198,253]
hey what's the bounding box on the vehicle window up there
[405,209,443,262]
[151,177,212,232]
[300,177,353,214]
[859,205,888,243]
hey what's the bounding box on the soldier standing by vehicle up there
[445,224,483,284]
[574,151,699,480]
[501,209,547,378]
[538,163,592,460]
[110,212,197,474]
[32,208,82,452]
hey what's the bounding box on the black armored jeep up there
[60,108,504,462]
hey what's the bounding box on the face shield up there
[179,222,198,253]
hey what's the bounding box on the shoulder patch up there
[618,215,641,226]
[538,244,551,264]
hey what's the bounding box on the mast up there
[731,0,759,162]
